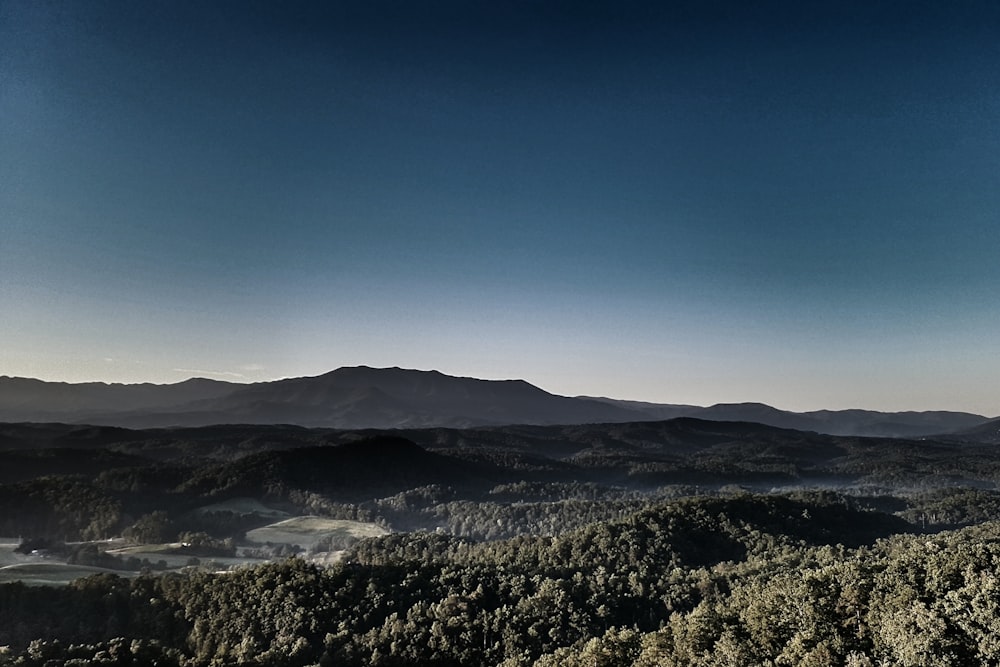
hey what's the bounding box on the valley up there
[3,397,1000,664]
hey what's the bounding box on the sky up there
[2,1,999,415]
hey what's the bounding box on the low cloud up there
[172,368,246,379]
[238,363,267,372]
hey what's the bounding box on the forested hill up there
[2,418,1000,499]
[178,437,508,501]
[2,417,1000,547]
[936,416,1000,444]
[5,415,1000,664]
[1,494,990,666]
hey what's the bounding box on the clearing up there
[245,516,388,551]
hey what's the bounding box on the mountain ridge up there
[583,396,992,437]
[0,366,992,437]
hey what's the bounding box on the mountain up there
[0,367,644,429]
[0,376,235,423]
[170,366,648,428]
[0,367,992,436]
[584,397,992,438]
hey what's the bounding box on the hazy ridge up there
[0,366,991,437]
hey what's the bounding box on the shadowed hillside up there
[178,436,508,501]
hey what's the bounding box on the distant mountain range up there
[581,397,992,438]
[0,366,992,437]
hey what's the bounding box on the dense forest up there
[2,419,1000,664]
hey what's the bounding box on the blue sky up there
[2,1,999,414]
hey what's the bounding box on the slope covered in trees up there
[2,419,1000,664]
[1,494,997,666]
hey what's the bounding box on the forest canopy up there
[1,420,999,665]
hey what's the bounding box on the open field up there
[106,543,268,570]
[0,562,130,586]
[245,516,388,551]
[110,542,192,555]
[106,516,388,571]
[0,516,388,585]
[107,545,347,570]
[0,540,22,567]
